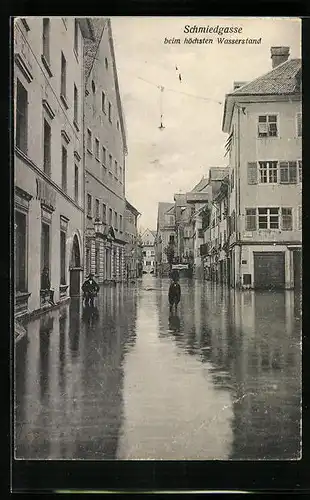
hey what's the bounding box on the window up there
[87,129,92,152]
[95,138,100,159]
[43,119,51,176]
[91,80,95,93]
[15,211,27,292]
[95,242,100,275]
[258,114,278,137]
[108,102,112,122]
[42,18,50,63]
[102,203,106,223]
[120,214,123,232]
[61,146,67,192]
[231,169,234,191]
[105,57,108,69]
[101,92,106,113]
[102,146,106,168]
[281,208,293,231]
[60,230,66,285]
[16,79,28,153]
[119,166,123,183]
[61,52,67,100]
[117,120,119,130]
[74,164,79,202]
[95,199,100,220]
[146,261,151,266]
[297,112,302,137]
[74,84,78,125]
[87,194,92,217]
[245,208,257,231]
[298,206,302,230]
[169,235,175,244]
[114,211,118,229]
[258,207,279,229]
[74,19,79,55]
[298,160,302,183]
[259,161,278,183]
[109,154,112,171]
[279,161,297,184]
[41,222,50,283]
[109,208,112,225]
[115,160,118,177]
[198,229,204,238]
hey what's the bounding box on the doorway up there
[69,235,82,297]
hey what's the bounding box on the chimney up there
[271,46,290,68]
[233,81,247,91]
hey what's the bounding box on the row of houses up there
[14,17,141,319]
[155,46,302,290]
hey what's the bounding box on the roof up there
[157,202,174,229]
[84,18,128,153]
[191,176,209,193]
[222,58,301,133]
[125,199,141,216]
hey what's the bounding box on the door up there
[254,252,285,290]
[293,250,302,290]
[70,269,80,297]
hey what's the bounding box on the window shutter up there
[279,162,288,184]
[297,113,302,137]
[247,162,257,184]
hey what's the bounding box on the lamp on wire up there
[158,86,165,130]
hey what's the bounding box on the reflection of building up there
[141,228,156,274]
[155,202,175,276]
[124,200,141,280]
[222,46,302,289]
[84,18,128,284]
[14,18,94,317]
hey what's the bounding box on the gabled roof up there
[84,18,127,154]
[157,202,174,229]
[222,57,301,133]
[231,58,301,96]
[191,176,209,193]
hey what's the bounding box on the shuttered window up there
[279,161,297,184]
[297,112,302,137]
[298,206,302,230]
[247,162,257,184]
[245,208,256,230]
[281,208,293,231]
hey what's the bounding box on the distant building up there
[14,17,94,317]
[222,46,302,289]
[141,228,156,274]
[83,18,128,284]
[155,203,175,277]
[124,200,141,280]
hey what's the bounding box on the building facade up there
[124,200,141,280]
[83,18,128,284]
[14,17,94,318]
[222,46,302,290]
[155,203,176,277]
[141,228,156,274]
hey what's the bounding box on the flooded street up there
[15,275,301,461]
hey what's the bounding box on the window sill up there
[60,94,69,109]
[87,148,93,155]
[95,156,101,162]
[41,55,53,77]
[73,119,80,132]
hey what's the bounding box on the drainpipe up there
[82,38,86,283]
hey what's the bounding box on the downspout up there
[237,105,242,289]
[82,37,86,282]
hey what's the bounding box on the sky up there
[111,17,301,232]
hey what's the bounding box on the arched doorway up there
[69,234,82,297]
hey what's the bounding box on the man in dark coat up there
[168,275,181,312]
[82,273,99,307]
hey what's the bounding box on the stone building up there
[141,228,156,274]
[14,17,94,317]
[222,46,302,289]
[83,18,128,283]
[155,202,175,277]
[124,199,141,280]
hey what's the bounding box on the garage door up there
[253,252,285,290]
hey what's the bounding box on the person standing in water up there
[168,271,181,312]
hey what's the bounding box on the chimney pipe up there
[233,81,248,91]
[271,46,290,69]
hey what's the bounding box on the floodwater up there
[15,275,302,460]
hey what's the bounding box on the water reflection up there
[15,285,138,460]
[15,277,301,460]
